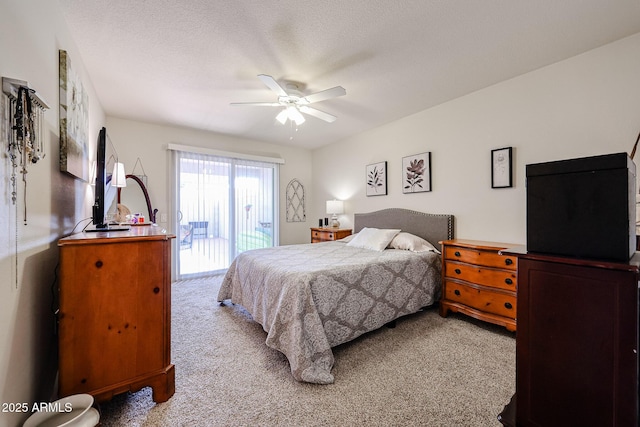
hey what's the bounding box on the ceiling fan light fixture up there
[276,106,305,126]
[233,75,345,126]
[275,109,288,125]
[288,106,305,126]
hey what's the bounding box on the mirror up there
[117,174,158,223]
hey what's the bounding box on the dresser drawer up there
[444,245,516,270]
[312,230,339,242]
[310,228,352,243]
[444,280,517,319]
[444,261,517,292]
[312,230,333,240]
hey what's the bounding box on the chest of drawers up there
[58,227,175,403]
[439,239,518,331]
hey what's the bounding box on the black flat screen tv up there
[85,127,129,232]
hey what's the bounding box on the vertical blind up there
[169,144,281,279]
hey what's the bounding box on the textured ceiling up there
[57,0,640,149]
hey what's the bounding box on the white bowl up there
[23,394,99,427]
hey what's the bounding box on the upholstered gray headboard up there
[353,208,454,245]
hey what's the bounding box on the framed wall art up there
[366,161,387,196]
[402,152,431,193]
[59,49,89,181]
[491,147,513,188]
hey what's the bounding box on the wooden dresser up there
[310,227,352,243]
[439,239,518,332]
[499,248,639,427]
[58,226,175,403]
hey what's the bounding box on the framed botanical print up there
[366,161,387,196]
[402,152,431,193]
[59,49,89,180]
[491,147,513,188]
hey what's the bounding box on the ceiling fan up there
[231,74,346,125]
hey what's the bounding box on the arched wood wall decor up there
[286,179,306,223]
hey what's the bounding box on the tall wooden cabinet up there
[499,249,639,427]
[58,226,175,403]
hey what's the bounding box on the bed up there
[217,208,454,384]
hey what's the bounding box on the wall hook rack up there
[2,77,49,224]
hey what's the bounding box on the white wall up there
[105,117,313,247]
[0,1,107,426]
[312,33,640,245]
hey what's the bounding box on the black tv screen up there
[92,127,107,229]
[85,127,129,232]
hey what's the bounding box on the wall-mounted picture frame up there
[59,49,89,181]
[491,147,513,188]
[366,161,387,196]
[402,152,431,193]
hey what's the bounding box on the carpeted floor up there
[97,275,515,426]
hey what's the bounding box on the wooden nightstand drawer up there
[313,230,335,240]
[444,245,517,270]
[310,228,352,243]
[444,280,517,319]
[444,261,517,291]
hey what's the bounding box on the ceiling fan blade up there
[257,74,288,97]
[230,102,282,107]
[300,86,346,104]
[298,106,337,123]
[275,109,289,125]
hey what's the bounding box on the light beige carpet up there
[97,275,515,426]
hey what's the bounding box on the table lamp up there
[326,200,344,228]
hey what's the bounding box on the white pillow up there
[346,227,401,251]
[388,232,441,254]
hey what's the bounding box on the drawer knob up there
[454,268,461,274]
[153,287,160,294]
[505,258,513,266]
[95,260,103,268]
[454,289,461,296]
[505,278,513,285]
[504,302,513,309]
[454,251,461,257]
[328,234,333,239]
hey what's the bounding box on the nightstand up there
[310,227,352,243]
[439,239,518,332]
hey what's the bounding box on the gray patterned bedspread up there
[217,240,442,384]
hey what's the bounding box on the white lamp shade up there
[326,200,344,215]
[276,106,306,126]
[111,162,127,188]
[288,106,305,125]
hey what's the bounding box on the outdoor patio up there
[179,236,230,276]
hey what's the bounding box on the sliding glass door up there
[173,149,278,278]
